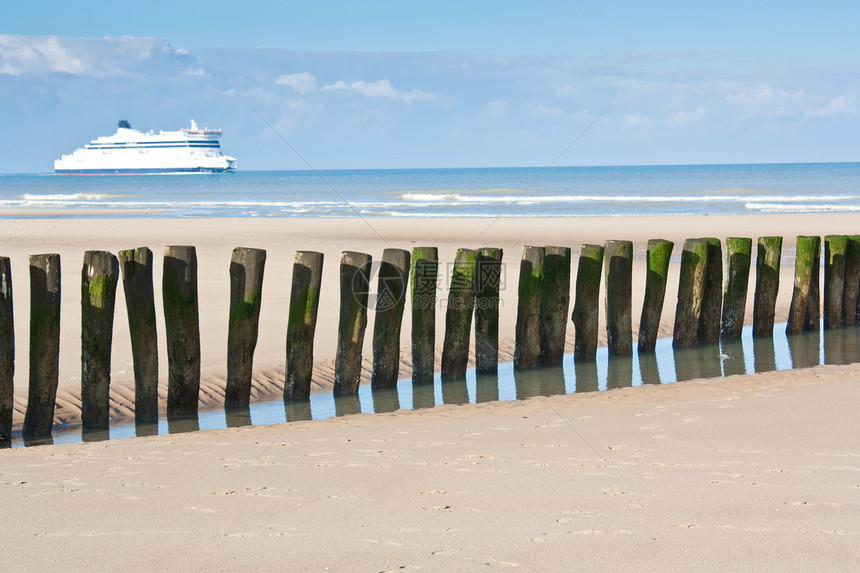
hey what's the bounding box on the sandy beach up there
[0,213,858,570]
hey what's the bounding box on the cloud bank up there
[0,34,857,172]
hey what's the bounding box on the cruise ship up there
[54,120,237,174]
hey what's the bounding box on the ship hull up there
[55,166,236,175]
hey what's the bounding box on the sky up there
[1,0,858,172]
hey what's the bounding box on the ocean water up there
[1,162,859,218]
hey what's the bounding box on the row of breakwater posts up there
[1,234,860,443]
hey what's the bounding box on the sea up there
[1,162,859,218]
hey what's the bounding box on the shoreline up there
[1,213,857,431]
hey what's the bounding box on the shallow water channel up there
[7,322,859,448]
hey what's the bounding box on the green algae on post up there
[841,235,860,327]
[80,250,119,431]
[697,238,723,345]
[334,251,371,395]
[638,239,674,352]
[118,247,159,424]
[0,258,12,444]
[410,247,438,385]
[539,246,571,367]
[720,237,752,340]
[225,247,267,409]
[441,248,477,381]
[604,240,633,356]
[786,236,820,335]
[162,246,201,416]
[371,248,411,389]
[673,239,708,349]
[475,247,503,374]
[753,236,783,338]
[571,244,604,361]
[514,245,545,370]
[23,254,61,437]
[823,235,848,329]
[285,251,324,401]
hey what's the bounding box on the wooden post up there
[285,251,324,400]
[22,254,61,437]
[80,251,119,430]
[0,258,13,443]
[475,247,503,374]
[571,244,604,361]
[441,248,477,381]
[752,236,782,338]
[514,246,544,370]
[410,247,438,385]
[539,246,571,367]
[697,238,723,345]
[823,235,847,329]
[805,237,822,332]
[118,248,159,424]
[841,235,860,327]
[334,252,371,395]
[786,236,820,334]
[371,248,410,389]
[673,239,708,348]
[720,238,752,339]
[162,246,200,416]
[604,240,633,356]
[225,247,266,409]
[638,239,673,353]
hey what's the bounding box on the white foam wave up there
[745,202,860,213]
[20,193,116,201]
[399,192,858,205]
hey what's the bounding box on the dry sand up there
[0,214,858,570]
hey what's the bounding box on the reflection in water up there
[9,322,860,448]
[475,373,499,403]
[441,379,469,405]
[284,400,312,423]
[371,388,401,413]
[606,356,633,390]
[753,337,776,373]
[81,428,111,443]
[720,338,747,377]
[573,359,600,393]
[638,353,661,385]
[167,413,200,435]
[334,394,362,417]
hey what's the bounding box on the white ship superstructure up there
[54,120,237,174]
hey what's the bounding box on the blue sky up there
[1,0,858,172]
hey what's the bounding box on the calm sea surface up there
[1,162,859,218]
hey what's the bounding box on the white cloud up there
[322,78,435,102]
[486,100,509,116]
[275,72,317,94]
[527,104,565,119]
[668,105,706,125]
[807,94,858,118]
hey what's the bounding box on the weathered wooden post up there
[334,252,371,395]
[571,244,604,361]
[806,238,822,332]
[162,246,200,416]
[285,251,323,401]
[371,248,410,389]
[697,238,723,344]
[514,246,544,370]
[604,240,633,356]
[118,248,159,424]
[752,236,782,338]
[0,258,13,444]
[410,247,438,385]
[638,239,673,352]
[80,251,119,430]
[786,236,820,334]
[841,236,860,326]
[673,239,708,348]
[225,247,266,409]
[441,248,477,381]
[475,247,503,374]
[539,246,571,367]
[823,235,847,329]
[22,254,61,437]
[721,238,752,340]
